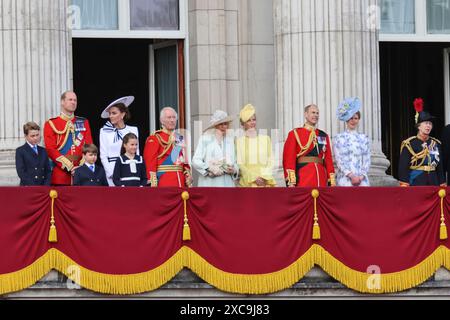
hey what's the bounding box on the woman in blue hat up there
[333,97,371,186]
[398,98,446,187]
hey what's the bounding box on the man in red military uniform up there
[283,104,336,187]
[144,107,192,187]
[44,91,93,185]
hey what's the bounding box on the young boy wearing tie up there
[15,122,52,186]
[73,144,108,186]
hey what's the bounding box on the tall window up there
[154,45,179,116]
[130,0,179,30]
[427,0,450,34]
[71,0,119,30]
[380,0,415,34]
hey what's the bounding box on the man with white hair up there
[143,107,192,187]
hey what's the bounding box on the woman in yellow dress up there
[236,104,277,187]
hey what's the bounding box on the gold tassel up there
[311,189,321,240]
[441,224,448,240]
[439,189,447,240]
[313,223,321,240]
[182,191,191,241]
[183,224,191,241]
[48,190,58,243]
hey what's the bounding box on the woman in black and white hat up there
[99,96,139,186]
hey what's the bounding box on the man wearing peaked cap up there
[398,98,446,187]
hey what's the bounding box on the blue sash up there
[409,170,423,186]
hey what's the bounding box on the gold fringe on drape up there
[183,247,315,295]
[2,246,450,295]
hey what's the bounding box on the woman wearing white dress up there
[99,96,139,186]
[333,97,371,186]
[192,110,239,187]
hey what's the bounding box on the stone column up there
[274,0,396,185]
[0,0,72,185]
[188,0,241,132]
[188,0,276,132]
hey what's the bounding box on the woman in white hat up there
[332,97,370,186]
[192,110,239,187]
[99,96,139,186]
[236,104,276,187]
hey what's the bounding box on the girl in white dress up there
[99,96,139,186]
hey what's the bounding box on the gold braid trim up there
[155,132,174,160]
[56,156,74,171]
[286,169,296,186]
[294,129,316,158]
[49,120,75,151]
[401,137,436,169]
[149,172,158,187]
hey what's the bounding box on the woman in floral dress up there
[333,97,371,186]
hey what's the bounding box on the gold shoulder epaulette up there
[48,119,70,135]
[431,137,442,144]
[400,136,415,153]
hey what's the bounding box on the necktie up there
[89,165,95,172]
[33,145,38,154]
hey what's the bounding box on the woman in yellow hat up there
[236,104,277,187]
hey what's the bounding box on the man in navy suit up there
[15,122,52,186]
[73,144,108,186]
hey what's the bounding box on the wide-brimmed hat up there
[414,98,435,124]
[101,96,135,119]
[239,104,256,123]
[336,97,361,122]
[204,110,234,132]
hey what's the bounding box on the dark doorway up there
[380,42,449,178]
[72,38,153,153]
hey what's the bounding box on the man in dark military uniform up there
[398,98,446,187]
[44,91,93,186]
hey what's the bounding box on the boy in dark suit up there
[15,122,52,186]
[73,144,108,186]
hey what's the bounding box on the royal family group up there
[15,91,449,188]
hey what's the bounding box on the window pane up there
[380,0,415,34]
[71,0,118,30]
[130,0,179,30]
[427,0,450,34]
